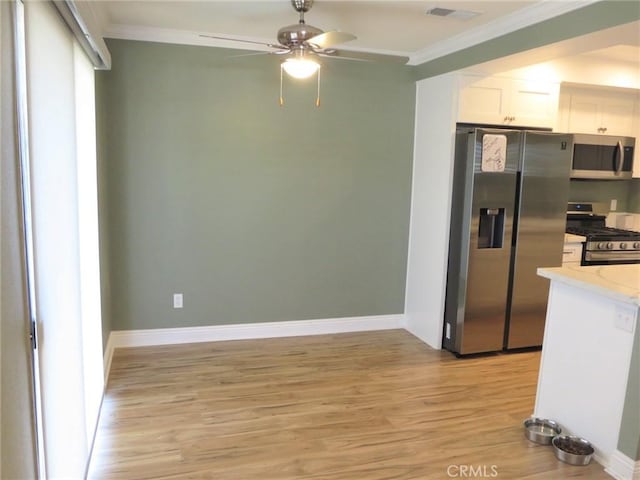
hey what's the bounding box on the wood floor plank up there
[88,330,611,479]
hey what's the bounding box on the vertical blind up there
[1,1,39,478]
[23,0,104,477]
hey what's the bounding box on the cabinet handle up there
[504,116,510,122]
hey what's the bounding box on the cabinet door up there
[566,90,636,136]
[562,243,582,264]
[566,94,601,134]
[458,76,510,125]
[509,80,559,128]
[599,100,635,136]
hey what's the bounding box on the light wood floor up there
[88,329,610,479]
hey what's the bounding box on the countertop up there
[538,264,640,306]
[564,233,585,243]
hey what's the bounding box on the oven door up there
[570,134,634,180]
[583,250,640,265]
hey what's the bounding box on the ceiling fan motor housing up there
[277,23,323,47]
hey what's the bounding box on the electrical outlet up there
[610,199,617,211]
[614,305,635,333]
[173,293,183,309]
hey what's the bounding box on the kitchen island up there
[535,264,639,478]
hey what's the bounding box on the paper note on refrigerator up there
[481,134,507,172]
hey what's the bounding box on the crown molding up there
[78,0,109,37]
[105,24,275,51]
[408,0,599,66]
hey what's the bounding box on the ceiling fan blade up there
[321,49,409,65]
[307,31,356,49]
[199,34,288,50]
[227,48,293,59]
[227,51,271,59]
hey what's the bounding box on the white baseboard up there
[606,449,640,480]
[103,314,404,380]
[103,333,115,382]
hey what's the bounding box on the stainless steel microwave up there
[570,134,635,180]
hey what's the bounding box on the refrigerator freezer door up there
[506,132,573,349]
[444,128,521,355]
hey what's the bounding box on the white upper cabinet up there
[561,88,637,137]
[458,75,510,125]
[510,79,561,128]
[458,74,560,129]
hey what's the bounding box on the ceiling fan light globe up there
[282,58,320,79]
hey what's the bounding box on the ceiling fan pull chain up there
[315,66,321,107]
[279,64,285,106]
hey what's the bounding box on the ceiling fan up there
[200,0,409,79]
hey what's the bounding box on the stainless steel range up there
[566,202,640,265]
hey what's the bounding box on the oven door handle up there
[585,250,640,263]
[614,141,623,174]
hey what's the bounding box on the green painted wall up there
[96,39,415,331]
[617,316,640,460]
[414,1,640,80]
[627,179,640,213]
[568,179,634,212]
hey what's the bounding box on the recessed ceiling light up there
[426,7,481,20]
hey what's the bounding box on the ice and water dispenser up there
[478,207,505,249]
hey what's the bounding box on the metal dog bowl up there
[552,435,594,466]
[523,417,561,445]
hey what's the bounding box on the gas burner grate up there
[567,226,640,238]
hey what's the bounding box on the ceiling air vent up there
[426,7,481,20]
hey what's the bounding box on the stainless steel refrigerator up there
[442,127,573,355]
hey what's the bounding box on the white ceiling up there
[93,1,640,67]
[580,45,640,64]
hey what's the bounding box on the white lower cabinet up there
[562,243,582,264]
[534,276,638,470]
[562,234,585,265]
